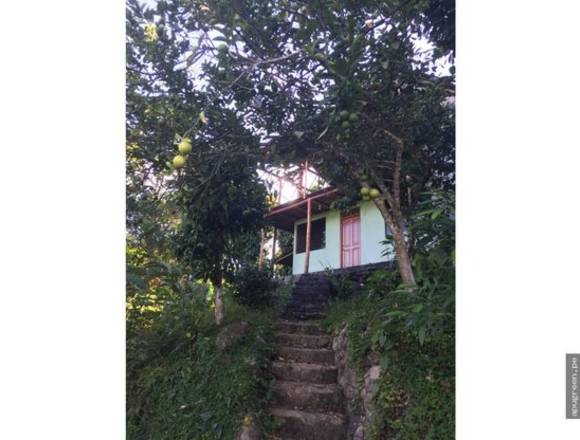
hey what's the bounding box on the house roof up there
[265,187,342,231]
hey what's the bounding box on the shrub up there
[322,190,455,439]
[127,288,277,440]
[127,306,275,440]
[230,265,277,307]
[366,269,400,297]
[324,265,455,439]
[325,268,357,299]
[126,246,278,440]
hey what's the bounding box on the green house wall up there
[292,200,393,275]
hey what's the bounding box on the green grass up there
[322,294,385,373]
[322,285,455,440]
[127,296,278,440]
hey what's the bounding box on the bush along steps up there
[270,273,347,439]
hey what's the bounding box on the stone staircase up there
[270,274,346,440]
[282,274,334,321]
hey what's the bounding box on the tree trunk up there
[374,198,417,287]
[214,280,225,325]
[391,225,416,286]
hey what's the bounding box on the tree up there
[126,0,455,287]
[171,94,267,326]
[126,0,268,323]
[175,156,267,325]
[190,1,455,286]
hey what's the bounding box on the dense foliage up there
[230,264,278,307]
[127,0,273,323]
[324,190,455,439]
[126,0,455,286]
[173,155,268,323]
[127,247,277,439]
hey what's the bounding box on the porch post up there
[271,227,278,263]
[258,228,265,269]
[272,176,281,270]
[304,197,312,274]
[302,160,309,196]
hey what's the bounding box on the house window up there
[296,218,326,253]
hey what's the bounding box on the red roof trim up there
[264,187,342,231]
[265,187,340,218]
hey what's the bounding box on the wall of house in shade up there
[292,200,393,275]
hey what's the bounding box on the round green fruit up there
[314,53,326,61]
[349,112,359,122]
[369,188,380,199]
[339,110,350,119]
[178,138,192,154]
[360,187,370,196]
[172,155,186,169]
[341,120,351,129]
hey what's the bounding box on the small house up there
[265,187,394,275]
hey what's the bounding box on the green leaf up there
[412,304,424,313]
[380,354,390,370]
[379,331,386,347]
[200,410,213,421]
[418,327,426,346]
[328,59,349,77]
[431,208,443,220]
[127,273,147,291]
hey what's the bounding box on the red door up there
[341,214,361,268]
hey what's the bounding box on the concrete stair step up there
[290,293,329,304]
[293,287,331,293]
[285,307,325,317]
[276,333,332,349]
[272,361,338,384]
[288,293,328,300]
[276,320,325,335]
[283,311,326,320]
[292,292,331,298]
[296,275,329,281]
[273,381,344,412]
[289,300,327,306]
[287,295,323,300]
[271,407,345,440]
[286,301,326,309]
[285,304,325,313]
[294,283,331,289]
[276,346,335,364]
